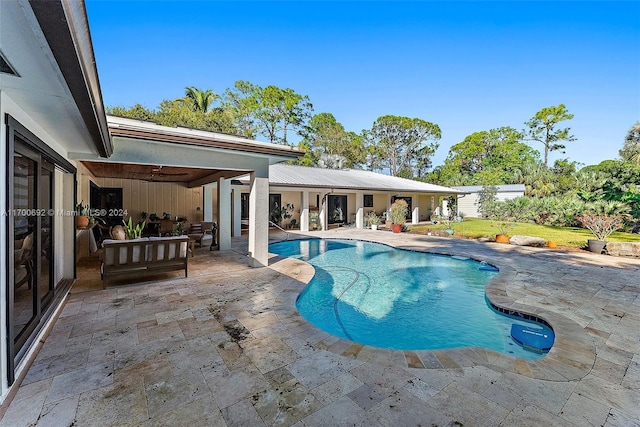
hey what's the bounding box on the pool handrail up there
[268,220,289,241]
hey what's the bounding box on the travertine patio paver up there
[1,228,639,426]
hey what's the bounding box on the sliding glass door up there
[6,116,73,385]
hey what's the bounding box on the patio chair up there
[14,233,33,289]
[157,219,175,236]
[187,221,216,248]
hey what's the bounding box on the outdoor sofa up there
[100,235,189,289]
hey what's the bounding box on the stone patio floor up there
[1,228,639,426]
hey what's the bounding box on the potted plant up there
[442,217,455,235]
[123,217,145,239]
[389,199,408,233]
[272,203,294,226]
[76,201,90,229]
[493,221,514,243]
[365,211,380,230]
[575,212,624,254]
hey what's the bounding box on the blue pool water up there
[270,239,553,359]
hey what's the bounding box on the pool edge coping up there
[268,236,596,382]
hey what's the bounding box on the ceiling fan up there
[129,165,190,181]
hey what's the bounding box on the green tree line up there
[108,84,639,230]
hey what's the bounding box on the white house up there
[0,1,300,402]
[453,184,526,218]
[229,164,464,232]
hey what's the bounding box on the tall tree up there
[428,127,539,185]
[366,115,440,177]
[222,81,313,144]
[183,86,217,113]
[620,121,640,165]
[155,99,235,133]
[524,104,576,167]
[260,85,313,144]
[298,113,365,168]
[107,104,155,121]
[221,80,260,138]
[107,91,235,134]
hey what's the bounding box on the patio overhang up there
[70,116,304,268]
[69,116,304,183]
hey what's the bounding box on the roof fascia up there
[29,0,113,157]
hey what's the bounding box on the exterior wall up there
[417,195,434,221]
[346,193,356,224]
[457,193,481,218]
[457,191,524,218]
[497,191,524,203]
[372,194,387,216]
[226,185,459,230]
[280,190,301,227]
[0,91,77,402]
[91,176,204,224]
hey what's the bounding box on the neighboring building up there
[452,184,526,218]
[232,164,464,232]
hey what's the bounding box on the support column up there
[320,192,327,231]
[355,191,364,229]
[217,177,231,250]
[412,194,419,224]
[300,190,309,232]
[248,173,269,267]
[203,183,215,222]
[232,187,242,237]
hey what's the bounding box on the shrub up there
[390,199,409,225]
[575,213,624,241]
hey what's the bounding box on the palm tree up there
[184,86,216,113]
[620,121,640,165]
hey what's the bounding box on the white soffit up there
[0,1,96,154]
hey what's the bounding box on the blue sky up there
[86,1,640,169]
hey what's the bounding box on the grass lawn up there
[407,217,640,249]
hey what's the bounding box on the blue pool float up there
[510,324,554,352]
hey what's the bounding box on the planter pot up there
[495,234,510,244]
[371,224,378,231]
[587,239,607,254]
[385,221,392,229]
[547,241,558,249]
[444,228,454,236]
[76,215,89,229]
[392,224,402,233]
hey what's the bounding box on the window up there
[364,194,374,208]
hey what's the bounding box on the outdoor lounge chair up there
[187,221,216,248]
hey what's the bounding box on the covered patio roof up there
[71,115,304,186]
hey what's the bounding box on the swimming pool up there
[270,238,553,359]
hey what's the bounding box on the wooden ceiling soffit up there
[187,170,248,188]
[82,161,228,184]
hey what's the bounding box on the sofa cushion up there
[148,236,188,260]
